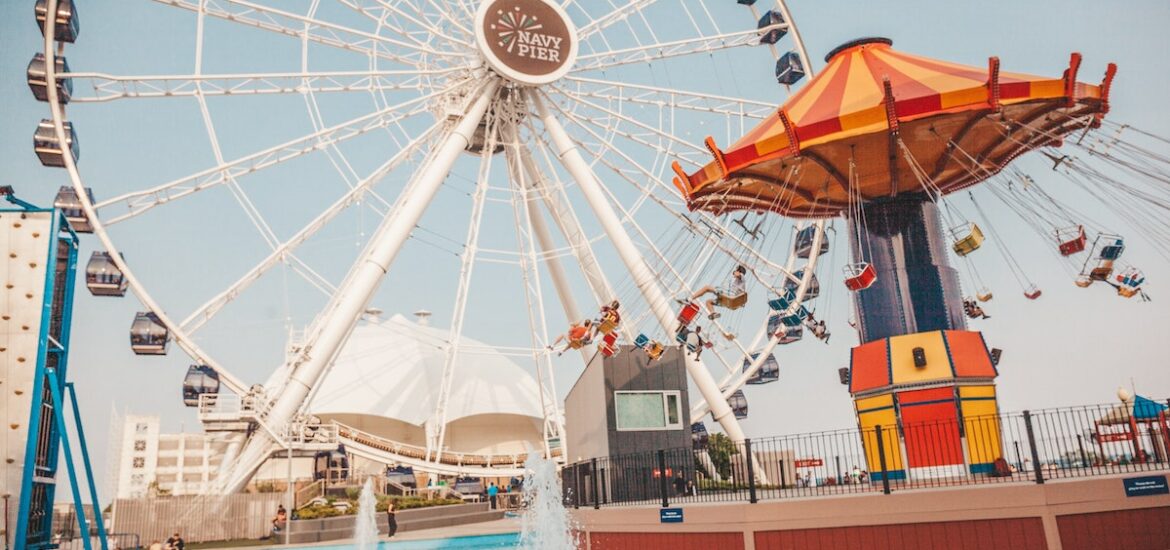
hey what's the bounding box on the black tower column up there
[848,193,967,344]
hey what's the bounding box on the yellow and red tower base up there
[848,329,1002,480]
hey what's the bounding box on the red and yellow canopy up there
[673,38,1116,218]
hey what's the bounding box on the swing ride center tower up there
[675,37,1116,478]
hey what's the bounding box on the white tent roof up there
[305,314,546,426]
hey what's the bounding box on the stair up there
[284,503,505,544]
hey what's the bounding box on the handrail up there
[334,421,562,468]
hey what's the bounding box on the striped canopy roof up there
[673,38,1117,218]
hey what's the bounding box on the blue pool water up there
[295,532,520,549]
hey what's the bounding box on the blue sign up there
[660,507,684,523]
[1123,475,1169,497]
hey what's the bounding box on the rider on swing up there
[689,265,747,320]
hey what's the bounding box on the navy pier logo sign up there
[660,507,684,523]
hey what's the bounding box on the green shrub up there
[295,504,346,519]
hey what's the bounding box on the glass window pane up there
[666,394,679,425]
[615,392,666,430]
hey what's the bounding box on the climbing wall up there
[0,210,55,544]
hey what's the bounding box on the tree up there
[706,433,739,480]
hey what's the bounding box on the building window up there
[134,440,146,451]
[130,474,144,485]
[132,457,145,468]
[135,423,149,434]
[614,391,683,431]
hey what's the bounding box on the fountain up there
[354,478,380,550]
[519,452,578,550]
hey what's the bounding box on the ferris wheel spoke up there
[337,0,474,50]
[562,76,776,120]
[96,83,455,225]
[62,69,463,103]
[156,0,463,66]
[572,25,782,73]
[574,0,658,41]
[427,109,501,460]
[550,86,711,165]
[546,91,797,289]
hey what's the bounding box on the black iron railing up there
[562,399,1170,508]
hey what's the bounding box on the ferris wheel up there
[32,0,832,488]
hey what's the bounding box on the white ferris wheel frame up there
[40,0,827,487]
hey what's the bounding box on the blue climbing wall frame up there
[4,194,106,550]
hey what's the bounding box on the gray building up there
[563,344,695,504]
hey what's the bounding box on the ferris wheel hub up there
[474,0,578,86]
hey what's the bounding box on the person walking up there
[385,501,398,538]
[487,482,499,510]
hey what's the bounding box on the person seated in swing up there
[804,311,830,343]
[963,298,990,319]
[549,319,594,355]
[688,265,748,320]
[597,300,621,333]
[677,325,711,359]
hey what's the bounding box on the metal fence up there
[562,399,1170,508]
[111,493,287,544]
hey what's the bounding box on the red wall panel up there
[899,400,964,467]
[754,517,1047,550]
[590,531,744,550]
[1057,507,1170,550]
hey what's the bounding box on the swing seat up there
[950,223,984,257]
[1089,262,1114,281]
[1116,268,1145,288]
[768,289,797,311]
[1074,276,1093,288]
[600,332,620,357]
[634,333,650,349]
[646,342,665,361]
[1099,239,1125,261]
[568,338,586,350]
[597,314,619,335]
[1024,286,1042,300]
[1057,225,1087,256]
[843,263,877,291]
[976,290,993,302]
[677,301,701,326]
[716,291,748,310]
[1118,286,1141,299]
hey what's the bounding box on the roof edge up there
[825,37,893,63]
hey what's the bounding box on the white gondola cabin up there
[794,226,829,259]
[27,53,71,103]
[130,311,169,355]
[54,186,94,233]
[34,119,79,168]
[182,365,220,407]
[35,0,80,43]
[843,263,876,291]
[691,422,709,450]
[767,314,803,344]
[775,51,806,85]
[728,389,749,420]
[86,251,127,296]
[782,268,819,300]
[743,352,779,385]
[756,10,787,44]
[313,448,350,483]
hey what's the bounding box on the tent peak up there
[825,36,893,62]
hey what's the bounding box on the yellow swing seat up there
[951,223,984,257]
[716,291,748,310]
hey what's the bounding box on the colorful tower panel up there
[848,329,1002,480]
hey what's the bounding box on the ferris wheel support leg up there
[529,91,747,443]
[218,78,501,493]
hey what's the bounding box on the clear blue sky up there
[1,0,1168,503]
